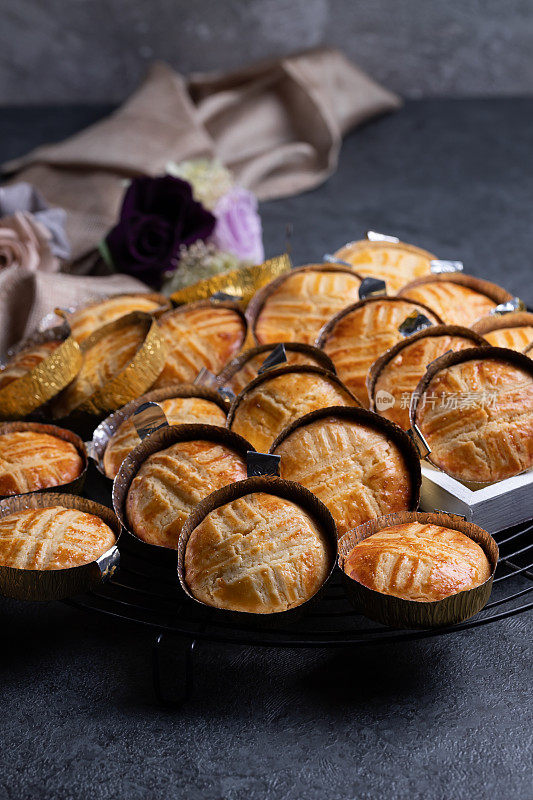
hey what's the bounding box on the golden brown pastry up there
[0,341,60,391]
[229,368,359,452]
[153,304,246,388]
[333,240,435,293]
[252,267,362,345]
[68,294,167,343]
[52,318,147,417]
[371,328,484,429]
[184,492,330,613]
[220,346,330,396]
[0,506,116,569]
[126,439,247,548]
[319,298,440,407]
[103,397,227,479]
[471,313,533,353]
[343,521,491,601]
[416,356,533,483]
[399,279,504,326]
[273,415,415,536]
[0,431,83,496]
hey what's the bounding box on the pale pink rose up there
[0,211,59,273]
[211,188,264,264]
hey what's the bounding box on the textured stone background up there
[1,0,533,104]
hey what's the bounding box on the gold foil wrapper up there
[0,332,82,420]
[170,254,292,308]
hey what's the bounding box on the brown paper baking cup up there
[113,423,255,558]
[315,295,444,349]
[177,475,337,625]
[0,492,120,601]
[217,342,336,390]
[410,346,533,487]
[90,383,228,478]
[366,324,489,410]
[269,405,422,519]
[0,422,88,500]
[170,254,292,307]
[0,328,82,420]
[246,264,364,346]
[338,511,498,629]
[51,311,166,419]
[471,311,533,350]
[58,291,171,336]
[398,273,513,308]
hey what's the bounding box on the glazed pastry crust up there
[373,334,479,429]
[103,397,227,479]
[417,358,533,483]
[0,506,116,570]
[223,349,324,396]
[69,295,163,343]
[401,282,497,326]
[153,306,246,388]
[333,241,433,293]
[321,299,439,407]
[274,417,413,536]
[0,342,60,391]
[484,326,533,352]
[230,371,358,452]
[126,439,247,548]
[254,268,362,345]
[185,492,330,613]
[0,431,83,496]
[344,522,491,601]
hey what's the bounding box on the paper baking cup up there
[0,422,88,500]
[398,273,513,309]
[366,324,489,412]
[217,342,336,390]
[170,254,292,307]
[471,311,533,351]
[51,311,166,419]
[269,404,422,520]
[90,383,228,478]
[338,510,498,629]
[0,492,120,601]
[246,264,364,346]
[410,346,533,487]
[0,328,82,420]
[177,475,337,625]
[113,423,254,561]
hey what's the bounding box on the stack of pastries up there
[0,234,529,620]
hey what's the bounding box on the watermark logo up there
[375,389,396,411]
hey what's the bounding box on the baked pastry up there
[0,341,60,391]
[0,430,83,496]
[415,353,533,483]
[68,294,168,342]
[251,266,362,345]
[103,396,227,479]
[126,439,247,548]
[333,240,435,293]
[184,491,330,613]
[369,326,486,429]
[219,344,333,396]
[472,312,533,353]
[398,276,511,327]
[318,297,440,407]
[229,367,359,452]
[153,304,246,388]
[272,412,417,536]
[0,506,116,569]
[343,521,491,601]
[52,317,148,417]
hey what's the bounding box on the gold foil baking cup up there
[0,492,120,601]
[169,254,292,307]
[338,511,498,629]
[51,311,167,419]
[0,328,82,420]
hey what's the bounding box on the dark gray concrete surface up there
[1,0,533,104]
[1,100,532,800]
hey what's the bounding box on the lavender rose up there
[0,211,59,273]
[104,175,216,285]
[211,188,264,264]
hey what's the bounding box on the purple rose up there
[105,176,216,285]
[211,188,264,264]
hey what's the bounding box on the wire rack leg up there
[152,632,196,708]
